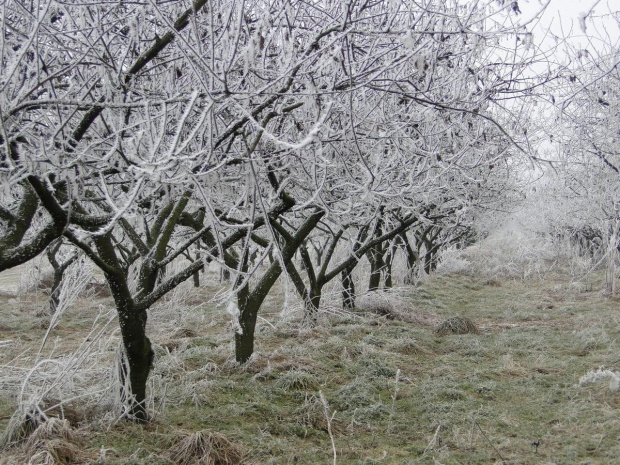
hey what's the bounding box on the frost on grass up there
[335,378,379,410]
[390,337,429,355]
[26,438,81,465]
[579,367,620,392]
[294,394,345,435]
[275,369,319,391]
[0,418,85,465]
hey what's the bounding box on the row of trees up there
[530,8,620,286]
[1,0,550,420]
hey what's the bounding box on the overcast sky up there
[522,0,619,52]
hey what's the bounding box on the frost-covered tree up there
[1,0,548,419]
[551,42,620,286]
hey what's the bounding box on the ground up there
[1,267,619,464]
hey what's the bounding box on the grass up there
[1,269,620,464]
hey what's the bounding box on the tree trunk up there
[96,227,155,422]
[118,306,153,422]
[341,267,355,309]
[424,247,435,274]
[401,232,418,285]
[384,259,393,288]
[49,268,63,314]
[429,251,437,272]
[383,240,398,289]
[304,286,322,322]
[368,246,383,291]
[235,299,259,363]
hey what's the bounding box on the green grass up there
[2,271,620,464]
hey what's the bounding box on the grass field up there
[1,268,619,464]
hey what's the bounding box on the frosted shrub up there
[435,246,471,274]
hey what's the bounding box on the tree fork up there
[235,210,325,363]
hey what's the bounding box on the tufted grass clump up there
[434,316,480,336]
[23,418,84,464]
[275,369,319,392]
[25,418,79,447]
[169,430,245,465]
[27,438,82,465]
[335,378,379,411]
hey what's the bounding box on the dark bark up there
[299,243,322,320]
[0,181,66,272]
[305,287,322,321]
[341,267,355,309]
[83,228,153,422]
[278,226,343,322]
[367,214,386,291]
[424,249,433,275]
[280,215,421,313]
[118,305,153,422]
[383,240,398,289]
[400,232,418,285]
[367,244,383,291]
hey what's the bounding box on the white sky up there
[522,0,620,53]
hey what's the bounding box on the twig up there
[257,315,276,329]
[475,421,507,464]
[387,368,401,434]
[319,390,337,465]
[422,424,442,455]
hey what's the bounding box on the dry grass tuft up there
[26,418,79,447]
[169,430,245,465]
[27,438,81,465]
[434,316,480,336]
[21,418,84,465]
[2,409,82,451]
